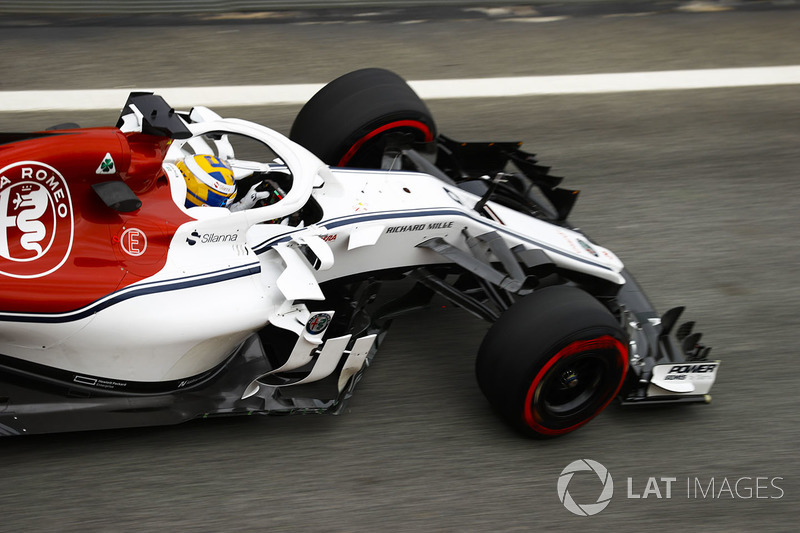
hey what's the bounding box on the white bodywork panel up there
[0,113,625,384]
[647,361,720,396]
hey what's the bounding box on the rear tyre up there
[476,285,628,438]
[290,68,436,168]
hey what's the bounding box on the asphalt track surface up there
[1,6,799,532]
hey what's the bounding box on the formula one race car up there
[0,69,719,438]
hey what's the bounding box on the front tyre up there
[476,285,628,438]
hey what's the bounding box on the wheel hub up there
[560,369,579,389]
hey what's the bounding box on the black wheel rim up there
[539,353,611,417]
[523,335,627,436]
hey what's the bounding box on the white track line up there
[2,66,800,112]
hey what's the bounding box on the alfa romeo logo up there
[557,459,614,516]
[306,312,332,335]
[0,161,74,278]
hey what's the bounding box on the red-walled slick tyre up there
[476,285,629,438]
[289,68,436,168]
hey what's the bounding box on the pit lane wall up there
[1,0,621,15]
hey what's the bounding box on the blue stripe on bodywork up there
[2,207,612,325]
[251,207,613,273]
[0,263,261,324]
[250,208,463,254]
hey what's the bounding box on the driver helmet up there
[177,154,236,208]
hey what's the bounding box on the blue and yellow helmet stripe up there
[177,155,236,208]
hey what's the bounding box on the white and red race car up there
[0,69,718,438]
